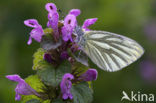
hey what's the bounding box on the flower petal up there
[82,18,98,31]
[6,74,40,100]
[24,19,44,45]
[47,12,59,35]
[80,69,98,81]
[47,21,50,28]
[44,53,53,63]
[64,14,76,27]
[60,73,74,100]
[60,51,69,60]
[63,94,68,100]
[69,9,81,17]
[6,75,23,82]
[69,93,73,99]
[62,14,77,42]
[15,93,21,101]
[30,26,44,43]
[62,26,73,42]
[45,3,57,13]
[24,19,40,28]
[27,37,32,45]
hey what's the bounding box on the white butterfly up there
[74,27,144,72]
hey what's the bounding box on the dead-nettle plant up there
[6,3,97,103]
[6,2,144,103]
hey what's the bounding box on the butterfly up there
[74,26,144,72]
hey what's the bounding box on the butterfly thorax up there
[74,26,86,49]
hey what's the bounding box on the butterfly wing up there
[82,31,144,72]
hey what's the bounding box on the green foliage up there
[33,48,49,70]
[22,75,48,103]
[72,62,89,76]
[26,99,41,103]
[26,99,51,103]
[71,82,93,103]
[25,75,45,93]
[22,95,40,103]
[37,60,71,87]
[43,28,53,34]
[41,32,62,51]
[52,99,64,103]
[43,100,51,103]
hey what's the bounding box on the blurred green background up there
[0,0,156,103]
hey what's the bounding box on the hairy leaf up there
[43,28,53,34]
[38,60,71,87]
[25,75,45,92]
[52,99,64,103]
[71,82,93,103]
[26,99,41,103]
[72,62,89,76]
[41,33,62,51]
[22,75,46,103]
[33,48,49,70]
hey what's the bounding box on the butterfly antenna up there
[58,8,65,19]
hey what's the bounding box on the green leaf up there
[52,99,64,103]
[22,95,40,103]
[26,99,41,103]
[72,62,89,76]
[40,33,62,51]
[25,75,45,93]
[43,28,53,34]
[71,82,93,103]
[38,60,71,87]
[33,48,49,70]
[43,100,51,103]
[22,75,46,103]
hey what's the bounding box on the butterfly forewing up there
[82,31,144,72]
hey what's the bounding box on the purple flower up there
[62,14,77,42]
[45,3,57,13]
[140,60,156,84]
[60,73,74,100]
[44,53,53,63]
[82,18,98,31]
[6,75,40,101]
[61,9,81,42]
[24,19,44,45]
[24,19,40,28]
[79,69,98,81]
[45,3,59,39]
[60,51,69,60]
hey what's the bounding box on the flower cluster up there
[24,3,97,45]
[6,2,98,102]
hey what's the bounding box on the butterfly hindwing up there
[82,31,144,72]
